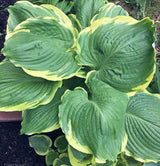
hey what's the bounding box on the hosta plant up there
[28,134,160,166]
[0,0,160,165]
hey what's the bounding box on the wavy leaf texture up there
[0,61,61,111]
[3,17,80,81]
[59,72,128,162]
[76,16,155,92]
[125,91,160,162]
[91,3,129,22]
[7,1,72,33]
[21,87,66,135]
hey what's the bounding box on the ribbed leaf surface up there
[3,17,80,81]
[7,1,72,33]
[91,3,129,22]
[21,87,66,135]
[59,72,128,162]
[76,16,155,92]
[125,91,160,162]
[0,61,61,111]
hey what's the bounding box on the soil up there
[0,122,46,166]
[0,122,62,166]
[0,0,159,166]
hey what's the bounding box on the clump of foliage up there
[0,0,160,165]
[29,134,160,166]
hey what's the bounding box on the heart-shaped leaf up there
[29,135,52,156]
[0,61,61,111]
[3,17,80,81]
[59,71,128,162]
[125,91,160,162]
[76,16,155,92]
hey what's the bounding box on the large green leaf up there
[91,3,129,22]
[21,87,65,135]
[0,60,61,111]
[75,0,105,28]
[125,91,160,162]
[3,17,80,81]
[59,71,128,162]
[7,1,72,33]
[76,16,155,92]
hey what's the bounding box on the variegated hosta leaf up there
[53,153,71,166]
[76,16,155,92]
[21,87,66,135]
[54,135,68,153]
[75,0,105,28]
[7,1,72,33]
[59,72,128,162]
[0,61,61,111]
[68,145,93,166]
[29,135,52,156]
[68,14,82,32]
[91,3,129,22]
[125,91,160,162]
[45,149,59,166]
[2,17,80,81]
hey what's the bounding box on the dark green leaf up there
[29,135,52,156]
